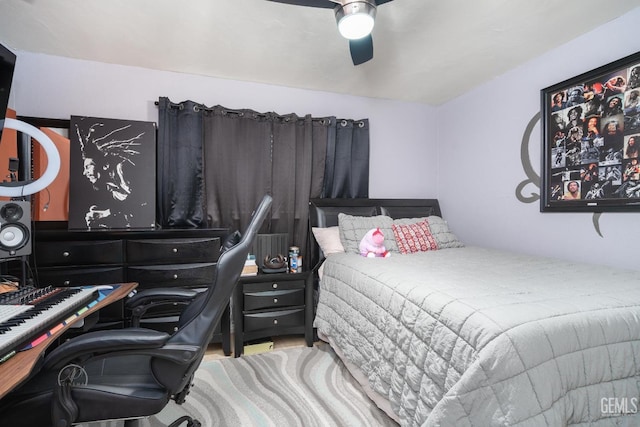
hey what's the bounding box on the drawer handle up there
[63,280,70,286]
[62,251,70,257]
[273,319,278,325]
[272,283,278,289]
[273,298,278,304]
[172,248,178,253]
[173,274,178,279]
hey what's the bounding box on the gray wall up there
[9,52,438,201]
[437,8,640,270]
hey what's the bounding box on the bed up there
[308,198,640,426]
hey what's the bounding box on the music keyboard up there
[0,286,99,362]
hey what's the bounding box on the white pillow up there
[312,226,345,256]
[312,226,345,280]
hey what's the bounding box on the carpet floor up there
[83,342,398,427]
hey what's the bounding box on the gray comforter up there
[313,247,640,426]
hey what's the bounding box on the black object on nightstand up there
[232,270,313,357]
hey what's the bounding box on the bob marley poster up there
[69,116,156,230]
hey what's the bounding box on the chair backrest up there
[151,194,272,394]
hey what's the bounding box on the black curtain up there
[202,108,328,249]
[156,98,206,228]
[201,107,273,232]
[157,97,369,253]
[323,117,370,198]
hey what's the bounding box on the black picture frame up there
[541,51,640,212]
[68,115,157,230]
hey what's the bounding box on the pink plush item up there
[359,227,391,258]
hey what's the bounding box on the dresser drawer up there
[244,289,304,311]
[126,238,220,264]
[127,237,220,264]
[243,308,305,333]
[35,240,124,266]
[243,279,305,293]
[37,266,125,287]
[127,262,216,288]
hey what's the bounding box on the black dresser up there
[28,222,231,353]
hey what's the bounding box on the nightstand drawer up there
[243,308,305,333]
[244,289,304,311]
[37,266,125,287]
[36,240,124,266]
[243,279,305,293]
[127,262,216,288]
[126,238,220,264]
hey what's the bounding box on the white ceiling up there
[0,0,638,106]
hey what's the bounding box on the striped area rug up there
[85,343,398,427]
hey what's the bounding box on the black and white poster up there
[69,116,156,230]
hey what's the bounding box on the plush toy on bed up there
[359,227,391,258]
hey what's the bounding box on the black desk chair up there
[0,195,272,427]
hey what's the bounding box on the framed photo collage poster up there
[542,51,640,212]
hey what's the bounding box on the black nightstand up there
[232,270,313,357]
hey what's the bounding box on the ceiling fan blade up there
[375,0,394,5]
[349,35,373,65]
[266,0,336,8]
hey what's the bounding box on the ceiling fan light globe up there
[336,2,376,40]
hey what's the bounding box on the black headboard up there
[307,198,442,270]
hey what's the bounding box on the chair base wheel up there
[167,415,201,427]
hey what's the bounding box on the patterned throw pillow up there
[392,220,438,254]
[392,216,464,249]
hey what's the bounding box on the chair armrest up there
[43,328,170,370]
[126,288,203,327]
[125,288,200,309]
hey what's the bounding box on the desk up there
[0,282,137,399]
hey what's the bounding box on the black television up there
[0,42,16,143]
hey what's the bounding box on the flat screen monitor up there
[0,42,16,143]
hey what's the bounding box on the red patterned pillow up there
[391,220,438,254]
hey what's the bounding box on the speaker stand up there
[19,255,28,288]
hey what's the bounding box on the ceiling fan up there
[266,0,394,65]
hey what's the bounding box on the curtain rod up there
[154,100,344,125]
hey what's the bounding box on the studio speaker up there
[0,200,31,258]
